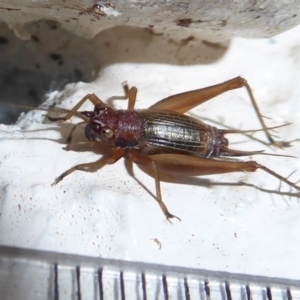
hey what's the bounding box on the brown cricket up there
[2,77,299,220]
[41,76,299,220]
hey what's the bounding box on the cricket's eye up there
[101,127,114,139]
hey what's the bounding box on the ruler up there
[0,245,299,300]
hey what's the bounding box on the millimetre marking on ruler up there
[120,271,125,300]
[266,287,272,300]
[76,266,81,300]
[246,284,252,300]
[98,268,103,300]
[141,272,147,300]
[225,281,232,300]
[184,277,190,300]
[162,275,169,300]
[204,280,210,300]
[54,264,59,300]
[286,288,293,300]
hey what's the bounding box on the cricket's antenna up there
[219,123,291,135]
[0,102,89,122]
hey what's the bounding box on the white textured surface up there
[1,25,300,281]
[1,0,300,39]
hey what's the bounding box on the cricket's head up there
[82,105,119,143]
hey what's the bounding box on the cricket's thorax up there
[114,110,145,148]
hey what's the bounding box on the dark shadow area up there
[0,20,230,124]
[0,21,94,124]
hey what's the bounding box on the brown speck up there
[177,18,193,27]
[144,28,163,36]
[202,40,227,50]
[220,20,227,27]
[181,35,195,45]
[50,53,62,61]
[31,35,39,42]
[46,21,58,30]
[0,37,8,45]
[151,238,162,250]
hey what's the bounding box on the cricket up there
[2,77,300,220]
